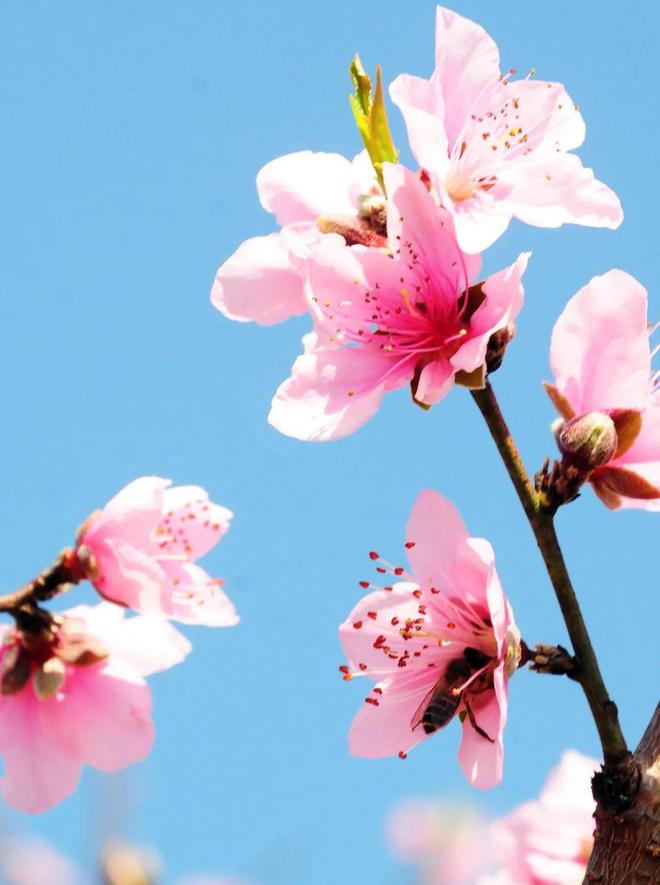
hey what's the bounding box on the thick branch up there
[471,381,628,764]
[584,704,660,883]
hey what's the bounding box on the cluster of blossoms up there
[0,477,237,812]
[210,2,658,790]
[388,750,598,885]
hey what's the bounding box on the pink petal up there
[339,585,430,678]
[433,6,501,149]
[451,252,529,374]
[41,662,154,773]
[415,358,455,405]
[503,152,622,229]
[159,562,239,627]
[405,490,492,608]
[268,342,408,442]
[457,665,506,789]
[550,270,651,414]
[451,201,513,255]
[348,668,440,758]
[210,229,311,326]
[0,689,81,813]
[256,151,355,226]
[389,73,450,177]
[83,477,167,550]
[94,609,192,676]
[160,485,232,561]
[92,537,167,612]
[383,164,482,293]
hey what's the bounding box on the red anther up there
[376,567,386,574]
[398,751,408,759]
[339,665,350,674]
[373,687,383,694]
[412,589,422,599]
[391,617,400,626]
[405,541,416,549]
[365,697,380,706]
[358,662,368,671]
[367,611,377,620]
[431,587,440,594]
[394,567,404,576]
[373,635,386,649]
[359,581,370,588]
[418,605,427,615]
[384,585,393,592]
[397,658,407,668]
[369,551,379,560]
[447,622,456,629]
[353,621,363,630]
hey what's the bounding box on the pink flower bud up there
[557,411,618,470]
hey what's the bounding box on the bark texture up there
[585,704,660,883]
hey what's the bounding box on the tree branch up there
[470,381,628,764]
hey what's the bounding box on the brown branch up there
[584,704,660,883]
[471,381,629,765]
[0,548,84,614]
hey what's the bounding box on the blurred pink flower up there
[388,799,493,884]
[77,477,239,625]
[0,603,190,813]
[487,750,597,884]
[339,489,521,789]
[211,150,381,325]
[547,270,660,510]
[0,835,81,885]
[389,6,622,253]
[269,164,528,441]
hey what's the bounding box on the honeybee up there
[411,646,494,742]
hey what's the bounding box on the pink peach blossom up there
[339,489,521,789]
[488,750,597,884]
[0,603,190,813]
[77,477,239,624]
[269,164,528,441]
[389,6,622,253]
[211,150,381,325]
[547,270,659,510]
[388,799,494,883]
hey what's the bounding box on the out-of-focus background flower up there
[0,1,656,882]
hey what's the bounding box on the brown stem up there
[0,548,83,614]
[584,704,660,883]
[471,381,628,764]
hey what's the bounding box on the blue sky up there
[0,2,657,882]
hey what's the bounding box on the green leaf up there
[349,54,398,191]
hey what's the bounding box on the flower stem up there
[0,548,81,614]
[471,380,629,764]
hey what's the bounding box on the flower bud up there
[33,656,66,700]
[316,215,386,247]
[557,411,617,470]
[1,643,32,696]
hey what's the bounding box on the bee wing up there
[410,678,445,731]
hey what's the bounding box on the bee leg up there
[464,699,495,743]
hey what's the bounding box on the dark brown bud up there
[485,323,516,374]
[557,411,617,471]
[1,642,32,695]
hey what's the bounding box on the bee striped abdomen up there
[421,691,460,734]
